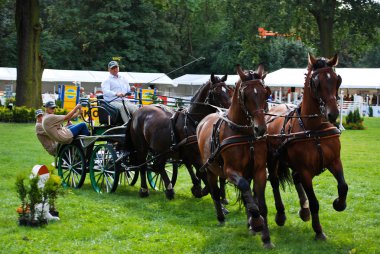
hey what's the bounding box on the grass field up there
[0,118,379,253]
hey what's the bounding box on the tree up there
[291,0,380,59]
[0,0,17,67]
[15,0,44,107]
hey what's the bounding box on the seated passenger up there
[35,109,57,156]
[101,60,138,123]
[42,101,90,144]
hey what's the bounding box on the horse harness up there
[268,105,341,174]
[198,114,265,174]
[199,78,268,174]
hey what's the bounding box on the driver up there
[101,60,138,123]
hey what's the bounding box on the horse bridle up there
[205,81,232,108]
[309,67,342,117]
[238,79,266,124]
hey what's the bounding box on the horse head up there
[308,53,342,123]
[207,73,232,108]
[236,64,271,136]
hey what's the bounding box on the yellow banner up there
[141,89,154,105]
[82,98,99,121]
[62,85,78,111]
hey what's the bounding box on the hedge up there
[0,106,67,123]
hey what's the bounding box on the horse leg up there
[208,172,225,224]
[195,165,210,197]
[293,172,311,221]
[138,154,150,197]
[267,163,286,226]
[328,159,348,211]
[154,157,175,200]
[253,169,274,249]
[219,177,229,205]
[299,171,326,240]
[185,163,203,198]
[228,170,264,232]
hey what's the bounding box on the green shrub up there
[369,106,373,117]
[344,108,365,130]
[0,107,13,122]
[12,106,34,123]
[5,97,16,107]
[0,106,67,123]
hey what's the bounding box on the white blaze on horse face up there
[222,87,226,93]
[254,88,257,94]
[327,73,331,79]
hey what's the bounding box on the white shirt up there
[101,74,131,102]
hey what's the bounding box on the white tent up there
[264,68,380,89]
[0,67,175,86]
[173,68,380,89]
[173,74,239,86]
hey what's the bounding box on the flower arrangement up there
[15,167,64,227]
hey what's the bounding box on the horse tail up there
[277,160,293,191]
[269,148,293,190]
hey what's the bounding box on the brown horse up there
[129,74,232,199]
[197,65,273,248]
[266,53,348,240]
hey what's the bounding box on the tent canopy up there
[0,67,175,86]
[173,68,380,89]
[264,68,380,89]
[173,74,239,86]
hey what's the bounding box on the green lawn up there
[0,118,379,253]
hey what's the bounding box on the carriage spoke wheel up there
[147,160,178,191]
[89,144,120,193]
[57,144,86,189]
[120,168,139,186]
[118,151,139,186]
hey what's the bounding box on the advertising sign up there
[140,89,155,105]
[61,85,79,111]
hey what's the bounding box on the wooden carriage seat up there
[96,95,124,126]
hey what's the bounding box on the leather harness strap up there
[270,127,341,174]
[199,118,265,173]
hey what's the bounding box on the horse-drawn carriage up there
[55,95,179,194]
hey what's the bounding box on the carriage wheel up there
[120,169,139,186]
[118,152,139,186]
[57,144,86,189]
[89,144,120,193]
[147,161,179,191]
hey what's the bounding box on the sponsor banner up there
[62,85,79,111]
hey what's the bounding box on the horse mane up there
[190,80,212,103]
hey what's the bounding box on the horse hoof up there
[314,232,327,241]
[248,226,257,235]
[139,188,149,198]
[221,204,229,215]
[249,215,264,232]
[298,208,311,221]
[333,198,346,211]
[221,198,229,205]
[263,242,275,249]
[201,187,210,197]
[165,189,175,200]
[191,185,203,198]
[275,213,286,226]
[217,216,225,225]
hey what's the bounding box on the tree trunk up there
[309,0,336,58]
[15,0,44,107]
